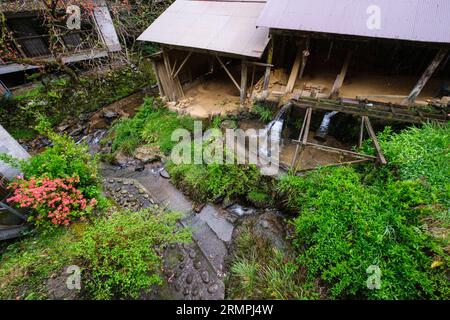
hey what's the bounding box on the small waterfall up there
[259,103,291,158]
[315,111,338,141]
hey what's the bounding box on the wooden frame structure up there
[289,106,386,173]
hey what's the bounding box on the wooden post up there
[262,38,274,98]
[401,49,448,106]
[151,60,165,98]
[291,107,312,171]
[240,60,248,107]
[358,116,365,148]
[162,48,176,101]
[330,49,353,98]
[216,55,241,91]
[363,116,387,165]
[286,39,309,93]
[172,51,193,78]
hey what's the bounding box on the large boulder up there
[134,145,161,164]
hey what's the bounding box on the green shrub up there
[111,97,194,155]
[73,209,191,299]
[279,167,449,299]
[0,126,107,212]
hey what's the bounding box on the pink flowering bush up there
[7,176,97,227]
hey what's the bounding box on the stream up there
[23,90,289,300]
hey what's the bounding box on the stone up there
[200,271,210,284]
[192,286,199,297]
[134,145,161,164]
[186,274,193,285]
[134,160,145,172]
[260,220,269,229]
[160,169,170,179]
[193,259,202,270]
[189,250,196,259]
[103,110,118,120]
[207,283,218,294]
[183,287,190,296]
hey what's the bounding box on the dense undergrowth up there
[0,66,152,140]
[0,208,190,300]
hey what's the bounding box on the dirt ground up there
[172,76,242,118]
[263,69,449,105]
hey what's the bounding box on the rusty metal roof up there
[257,0,450,44]
[137,0,270,58]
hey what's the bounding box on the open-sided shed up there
[138,0,270,108]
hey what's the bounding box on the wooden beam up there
[293,141,377,160]
[401,49,448,106]
[240,61,248,106]
[330,49,353,98]
[215,55,240,92]
[298,39,310,80]
[162,48,176,101]
[363,116,387,165]
[297,159,372,173]
[290,107,311,169]
[151,60,165,98]
[172,51,193,78]
[262,38,274,98]
[285,50,303,93]
[358,116,365,148]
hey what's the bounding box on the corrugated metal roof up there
[257,0,450,44]
[137,0,270,58]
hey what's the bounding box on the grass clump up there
[252,102,274,123]
[111,97,194,155]
[226,220,318,300]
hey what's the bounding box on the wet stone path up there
[100,163,232,300]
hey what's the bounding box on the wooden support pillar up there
[286,39,310,93]
[363,116,387,165]
[162,48,176,101]
[358,116,365,148]
[291,107,312,171]
[262,38,274,98]
[172,51,192,78]
[240,60,248,107]
[330,49,353,98]
[151,60,165,98]
[216,55,241,92]
[401,49,448,106]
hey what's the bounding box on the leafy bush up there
[111,97,194,155]
[7,176,97,227]
[72,209,191,299]
[279,167,449,299]
[1,127,106,221]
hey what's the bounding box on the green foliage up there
[0,227,77,300]
[73,209,191,299]
[1,125,106,209]
[252,102,274,123]
[227,220,318,300]
[111,97,194,155]
[1,66,152,139]
[279,166,449,299]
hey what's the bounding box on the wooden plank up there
[402,49,448,106]
[262,39,274,98]
[151,60,165,98]
[285,50,303,93]
[295,141,378,160]
[330,50,353,98]
[215,55,240,92]
[240,61,248,106]
[172,51,193,78]
[297,159,372,173]
[363,116,387,165]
